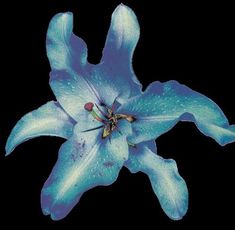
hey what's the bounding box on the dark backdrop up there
[1,0,234,229]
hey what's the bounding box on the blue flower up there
[6,4,235,221]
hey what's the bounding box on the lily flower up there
[6,4,235,221]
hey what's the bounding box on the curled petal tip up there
[5,150,12,157]
[5,133,18,156]
[5,140,12,156]
[5,148,12,157]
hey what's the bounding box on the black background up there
[1,0,234,229]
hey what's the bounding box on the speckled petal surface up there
[125,142,188,220]
[119,80,235,145]
[6,101,75,155]
[41,120,131,220]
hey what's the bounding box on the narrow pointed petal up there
[118,80,235,145]
[100,4,142,99]
[5,101,75,155]
[102,4,140,64]
[41,121,130,220]
[125,142,188,220]
[46,12,87,71]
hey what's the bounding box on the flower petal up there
[118,80,235,145]
[46,12,87,71]
[99,4,142,99]
[102,4,140,63]
[41,121,130,220]
[49,69,101,120]
[5,101,75,155]
[125,142,188,220]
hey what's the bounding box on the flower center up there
[84,102,135,139]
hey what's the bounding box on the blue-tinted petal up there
[125,142,188,220]
[41,121,130,220]
[5,101,75,155]
[46,12,87,71]
[102,4,140,64]
[119,80,235,145]
[50,69,101,120]
[99,4,142,100]
[145,140,157,152]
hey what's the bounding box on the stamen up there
[84,102,136,139]
[102,123,111,139]
[111,95,119,111]
[107,108,113,117]
[82,125,104,133]
[100,103,113,118]
[95,104,109,119]
[90,111,105,123]
[115,114,136,122]
[125,115,136,123]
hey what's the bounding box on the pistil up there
[84,102,105,123]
